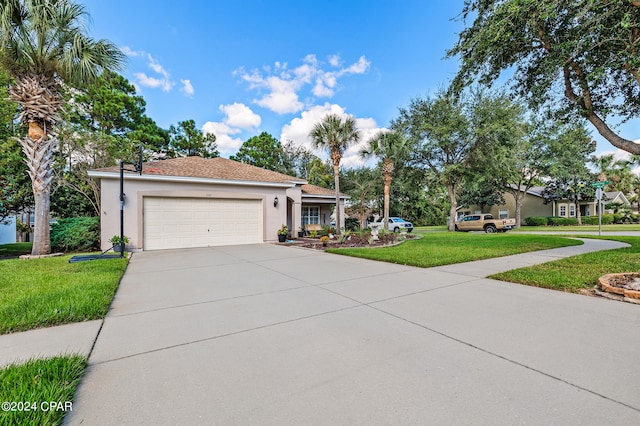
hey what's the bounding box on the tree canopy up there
[167,119,218,158]
[448,0,640,154]
[231,132,289,174]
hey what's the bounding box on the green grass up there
[413,225,448,233]
[0,243,32,258]
[516,224,640,232]
[492,236,640,292]
[327,233,582,268]
[0,355,85,426]
[0,254,128,334]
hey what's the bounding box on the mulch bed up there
[280,233,417,251]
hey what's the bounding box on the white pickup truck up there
[455,214,516,233]
[368,217,414,233]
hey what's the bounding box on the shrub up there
[582,216,598,225]
[601,214,614,225]
[345,217,359,231]
[547,217,579,226]
[523,216,548,226]
[50,217,100,253]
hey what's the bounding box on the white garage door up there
[143,197,263,250]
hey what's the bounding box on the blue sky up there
[81,0,630,166]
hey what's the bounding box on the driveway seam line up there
[366,304,640,414]
[108,284,316,318]
[90,305,363,366]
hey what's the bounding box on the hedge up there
[547,217,579,226]
[523,216,548,226]
[50,217,100,253]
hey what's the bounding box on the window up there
[559,205,567,217]
[569,204,576,217]
[302,206,320,226]
[474,210,482,214]
[498,210,508,219]
[586,206,591,217]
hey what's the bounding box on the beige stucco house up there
[459,186,630,220]
[88,157,346,251]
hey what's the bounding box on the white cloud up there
[280,103,384,168]
[132,53,174,92]
[236,54,371,115]
[121,46,142,57]
[219,103,261,129]
[180,79,194,97]
[201,121,243,156]
[201,103,262,157]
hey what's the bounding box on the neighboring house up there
[0,216,16,244]
[88,157,347,251]
[459,186,630,220]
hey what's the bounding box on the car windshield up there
[391,218,402,222]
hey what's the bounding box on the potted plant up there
[320,235,330,247]
[298,226,305,238]
[277,224,288,243]
[108,235,130,252]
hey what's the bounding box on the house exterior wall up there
[463,189,630,222]
[463,192,552,219]
[0,216,16,245]
[300,197,346,229]
[99,177,296,251]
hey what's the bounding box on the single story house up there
[88,157,347,251]
[459,186,630,220]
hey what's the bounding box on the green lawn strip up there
[515,224,640,232]
[0,355,85,426]
[327,233,582,268]
[413,226,448,233]
[491,236,640,292]
[0,243,33,258]
[0,255,128,334]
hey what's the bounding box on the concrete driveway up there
[66,242,640,425]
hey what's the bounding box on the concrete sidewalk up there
[59,239,640,425]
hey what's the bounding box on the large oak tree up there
[448,0,640,154]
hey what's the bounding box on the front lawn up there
[515,224,640,232]
[0,355,85,426]
[0,255,128,334]
[491,236,640,292]
[0,242,32,258]
[327,233,582,268]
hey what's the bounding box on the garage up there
[143,197,263,250]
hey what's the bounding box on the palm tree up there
[361,130,411,231]
[309,114,361,235]
[0,0,125,254]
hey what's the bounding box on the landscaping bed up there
[281,232,417,250]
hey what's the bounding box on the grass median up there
[327,232,582,268]
[0,355,85,426]
[0,253,128,334]
[491,236,640,292]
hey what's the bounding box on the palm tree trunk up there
[383,172,391,231]
[21,129,56,255]
[333,162,342,235]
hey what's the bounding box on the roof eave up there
[87,170,299,188]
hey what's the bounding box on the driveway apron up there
[66,242,640,425]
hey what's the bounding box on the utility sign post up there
[591,181,607,236]
[595,187,603,236]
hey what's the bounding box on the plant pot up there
[297,231,304,237]
[278,235,286,243]
[113,243,124,253]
